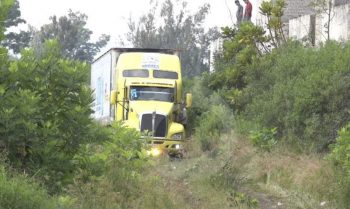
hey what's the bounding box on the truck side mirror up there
[186,93,192,108]
[110,90,117,105]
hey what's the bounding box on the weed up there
[227,190,259,209]
[249,127,277,152]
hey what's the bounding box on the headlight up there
[171,133,183,140]
[147,148,162,156]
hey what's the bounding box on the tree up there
[36,10,110,62]
[0,40,96,193]
[3,29,31,54]
[259,0,287,48]
[0,0,13,103]
[2,0,31,53]
[0,0,13,42]
[311,0,334,41]
[126,0,220,77]
[205,0,287,108]
[4,0,24,28]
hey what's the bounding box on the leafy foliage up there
[209,0,350,150]
[3,0,24,28]
[126,0,220,77]
[69,123,148,209]
[328,124,350,208]
[207,23,267,92]
[74,122,145,182]
[184,77,235,152]
[259,0,287,47]
[36,10,110,62]
[182,77,213,132]
[206,0,286,101]
[0,40,95,193]
[0,0,13,41]
[0,164,64,209]
[195,104,233,152]
[249,127,277,152]
[4,29,31,54]
[235,41,350,150]
[328,125,350,177]
[2,0,31,53]
[227,191,259,208]
[1,1,348,208]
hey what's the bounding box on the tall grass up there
[0,163,64,209]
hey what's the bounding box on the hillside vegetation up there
[0,0,349,208]
[4,41,349,208]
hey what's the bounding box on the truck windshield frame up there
[130,86,175,102]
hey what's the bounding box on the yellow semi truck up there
[91,48,191,157]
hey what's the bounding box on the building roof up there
[282,0,350,22]
[334,0,349,6]
[282,0,315,22]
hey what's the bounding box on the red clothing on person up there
[244,0,252,19]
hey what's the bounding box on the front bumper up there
[145,139,185,157]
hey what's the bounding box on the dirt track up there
[151,152,284,209]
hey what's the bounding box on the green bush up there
[210,40,350,150]
[195,103,234,152]
[236,41,350,150]
[184,77,235,152]
[68,122,148,209]
[185,77,234,152]
[0,165,63,209]
[328,124,350,208]
[0,40,97,193]
[328,125,350,177]
[249,127,277,152]
[183,77,213,133]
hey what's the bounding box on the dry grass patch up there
[217,134,338,208]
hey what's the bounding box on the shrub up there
[237,41,350,150]
[183,77,213,133]
[328,125,350,176]
[195,103,234,152]
[0,164,62,209]
[68,122,147,209]
[184,77,235,152]
[249,127,277,152]
[0,40,97,193]
[328,124,350,208]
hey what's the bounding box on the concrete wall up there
[329,3,350,42]
[252,0,267,27]
[289,15,313,41]
[289,3,350,44]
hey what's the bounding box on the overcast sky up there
[17,0,237,48]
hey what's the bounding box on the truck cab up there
[91,48,191,157]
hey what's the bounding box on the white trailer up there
[90,49,118,124]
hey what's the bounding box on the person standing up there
[235,0,243,24]
[243,0,252,22]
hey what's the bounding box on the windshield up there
[153,70,178,79]
[123,69,149,78]
[130,86,174,102]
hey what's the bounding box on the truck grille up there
[140,113,167,137]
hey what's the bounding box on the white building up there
[248,0,350,45]
[288,0,350,44]
[208,0,349,71]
